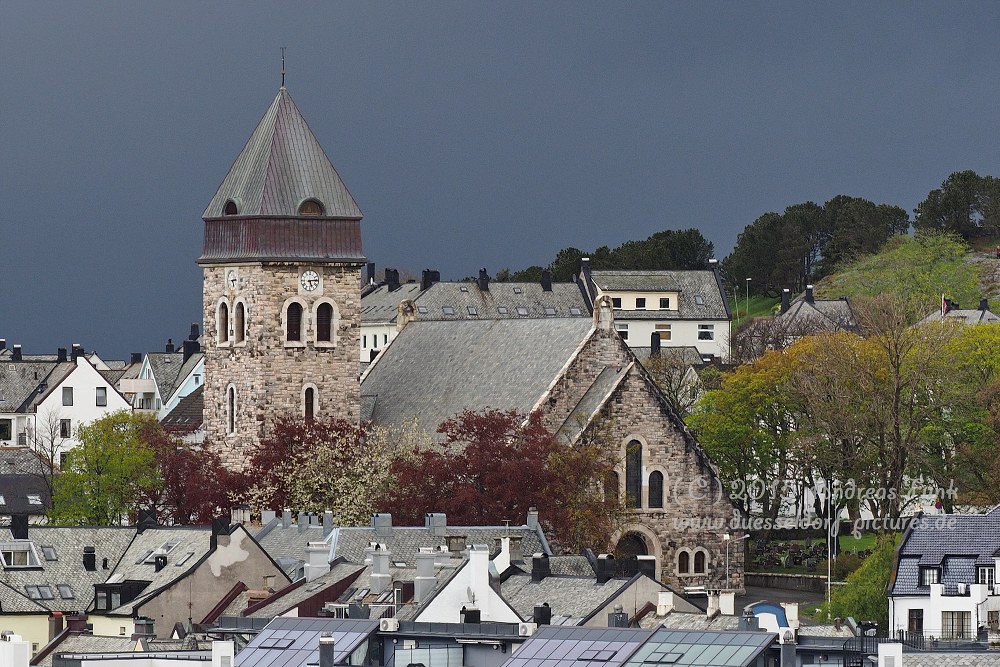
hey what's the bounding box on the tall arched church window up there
[694,550,706,574]
[316,303,333,342]
[218,302,230,345]
[648,471,664,508]
[234,302,246,344]
[227,386,236,434]
[286,303,303,342]
[605,470,620,503]
[625,440,642,508]
[678,551,690,574]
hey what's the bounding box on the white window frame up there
[697,324,715,341]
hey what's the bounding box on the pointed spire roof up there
[203,87,362,220]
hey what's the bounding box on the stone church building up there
[199,88,743,591]
[198,87,364,467]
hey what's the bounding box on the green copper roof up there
[203,87,362,220]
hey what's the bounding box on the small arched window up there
[678,551,690,574]
[304,387,315,420]
[234,303,246,344]
[605,470,620,503]
[649,471,664,508]
[316,303,333,342]
[218,302,230,344]
[227,386,236,434]
[224,200,238,215]
[298,199,324,216]
[694,550,706,574]
[625,440,642,508]
[286,303,303,342]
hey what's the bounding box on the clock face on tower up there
[300,270,320,292]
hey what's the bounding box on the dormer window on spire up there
[224,200,238,216]
[298,198,325,216]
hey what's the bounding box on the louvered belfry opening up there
[316,303,333,342]
[287,303,303,341]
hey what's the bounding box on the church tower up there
[198,87,364,468]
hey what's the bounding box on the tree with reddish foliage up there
[380,409,624,553]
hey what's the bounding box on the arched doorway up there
[615,532,649,559]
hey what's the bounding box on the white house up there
[578,260,732,359]
[121,339,203,420]
[889,506,1000,641]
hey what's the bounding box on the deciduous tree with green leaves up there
[51,411,162,525]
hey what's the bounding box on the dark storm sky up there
[2,2,998,360]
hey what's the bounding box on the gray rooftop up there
[590,270,730,321]
[35,634,140,667]
[0,526,135,613]
[361,318,594,436]
[891,505,1000,597]
[556,364,631,445]
[145,351,201,404]
[413,282,590,321]
[776,295,856,331]
[500,572,633,625]
[244,560,365,618]
[919,307,1000,325]
[361,282,425,324]
[235,617,378,667]
[204,87,362,220]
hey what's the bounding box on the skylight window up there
[460,286,469,292]
[41,546,57,561]
[694,295,705,305]
[570,307,582,316]
[417,306,428,314]
[0,495,5,505]
[467,306,478,316]
[136,550,153,565]
[544,307,557,316]
[175,552,194,567]
[497,306,509,315]
[442,306,455,315]
[516,307,529,316]
[27,494,42,505]
[58,584,74,599]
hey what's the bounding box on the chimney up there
[182,339,200,363]
[305,542,331,582]
[211,516,231,549]
[367,262,375,285]
[531,553,550,582]
[370,550,391,594]
[323,510,333,538]
[608,605,629,628]
[719,591,736,616]
[414,548,437,603]
[425,512,447,537]
[580,257,591,280]
[57,347,68,363]
[130,352,142,365]
[446,535,466,556]
[231,505,250,526]
[656,591,674,616]
[385,269,400,292]
[980,297,989,312]
[372,512,393,538]
[319,634,336,667]
[477,268,490,292]
[507,535,523,564]
[0,339,5,350]
[136,509,157,534]
[165,339,175,354]
[297,512,308,533]
[706,593,720,617]
[461,606,481,624]
[526,507,539,529]
[740,609,759,631]
[282,509,292,529]
[189,323,200,341]
[781,289,790,314]
[83,546,96,571]
[48,613,65,641]
[636,555,656,580]
[12,345,22,361]
[534,603,552,625]
[421,269,441,291]
[66,614,88,633]
[11,514,28,540]
[71,343,83,360]
[596,553,614,584]
[650,332,661,357]
[541,270,553,292]
[780,630,796,667]
[804,285,814,304]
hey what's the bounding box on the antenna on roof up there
[280,46,287,88]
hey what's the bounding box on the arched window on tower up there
[304,387,316,420]
[227,386,236,434]
[218,302,230,345]
[286,303,303,342]
[224,199,238,215]
[625,439,642,508]
[316,303,333,342]
[648,471,664,508]
[298,199,324,216]
[234,302,246,344]
[694,550,706,574]
[678,551,690,574]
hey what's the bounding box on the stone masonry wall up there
[203,262,361,469]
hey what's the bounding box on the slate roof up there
[0,578,48,613]
[501,625,651,667]
[160,385,204,433]
[413,282,590,321]
[775,296,856,332]
[34,635,140,667]
[891,505,1000,596]
[0,360,60,413]
[901,655,1000,667]
[630,347,705,367]
[361,282,425,324]
[0,474,51,514]
[556,364,632,444]
[244,561,365,618]
[0,447,50,476]
[500,573,635,625]
[144,352,186,402]
[590,270,730,321]
[360,318,594,435]
[647,611,741,631]
[919,307,1000,325]
[0,526,135,612]
[235,617,378,667]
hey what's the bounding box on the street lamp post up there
[723,533,750,590]
[745,277,752,322]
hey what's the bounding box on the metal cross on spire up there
[280,46,286,87]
